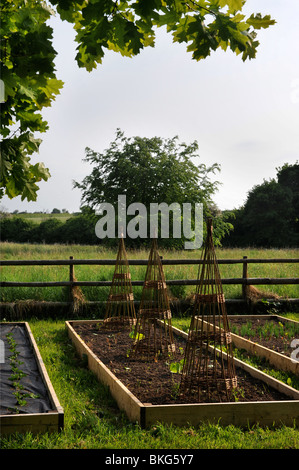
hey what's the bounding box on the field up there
[11,212,75,225]
[1,243,299,449]
[1,242,299,304]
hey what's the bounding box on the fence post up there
[69,256,74,304]
[242,256,248,300]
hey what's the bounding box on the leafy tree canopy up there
[1,0,275,201]
[223,162,299,247]
[0,0,64,201]
[50,0,276,70]
[73,129,233,246]
[74,129,219,207]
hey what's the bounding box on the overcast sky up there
[2,0,299,214]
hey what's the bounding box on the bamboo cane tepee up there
[179,219,237,402]
[102,236,136,329]
[131,237,175,360]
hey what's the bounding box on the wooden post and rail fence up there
[0,256,298,314]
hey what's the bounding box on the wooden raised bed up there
[0,322,64,435]
[196,315,299,376]
[66,320,299,428]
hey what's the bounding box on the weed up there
[129,329,145,342]
[169,358,185,374]
[170,382,181,400]
[287,377,293,387]
[231,386,246,402]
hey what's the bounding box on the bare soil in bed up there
[72,323,290,405]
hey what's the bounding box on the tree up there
[51,0,276,70]
[59,215,98,245]
[1,0,275,201]
[276,162,299,238]
[223,162,299,247]
[75,129,220,207]
[0,1,63,201]
[30,218,64,244]
[242,180,294,247]
[74,129,232,247]
[0,216,34,243]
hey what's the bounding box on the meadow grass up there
[1,317,299,449]
[1,242,298,303]
[12,212,74,224]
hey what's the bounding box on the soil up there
[227,317,299,358]
[72,322,291,405]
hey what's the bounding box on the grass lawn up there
[1,314,299,449]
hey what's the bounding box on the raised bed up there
[0,322,64,435]
[196,315,299,376]
[66,320,299,428]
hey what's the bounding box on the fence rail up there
[1,258,299,266]
[1,257,298,296]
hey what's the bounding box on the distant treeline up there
[0,214,99,246]
[0,214,192,248]
[1,161,298,249]
[0,212,228,249]
[0,206,298,248]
